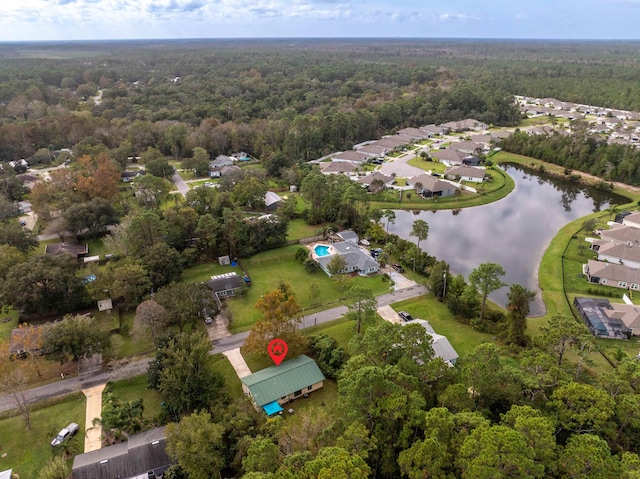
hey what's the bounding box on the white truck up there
[51,422,79,447]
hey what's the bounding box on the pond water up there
[389,164,628,316]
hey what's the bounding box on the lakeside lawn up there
[225,245,390,333]
[370,164,514,211]
[0,394,86,479]
[391,293,494,356]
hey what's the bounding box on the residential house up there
[356,171,394,190]
[444,166,486,183]
[596,242,640,269]
[355,144,390,158]
[9,325,44,356]
[430,149,467,165]
[623,212,640,229]
[397,127,431,140]
[491,130,513,140]
[16,173,40,189]
[44,242,88,259]
[241,355,326,415]
[404,319,459,366]
[218,165,241,177]
[420,124,448,136]
[574,297,633,339]
[209,155,236,177]
[264,191,282,211]
[232,151,252,161]
[595,224,640,247]
[72,427,171,479]
[121,169,145,183]
[441,119,488,132]
[585,259,640,290]
[409,174,457,198]
[207,272,244,300]
[315,241,380,276]
[320,161,358,176]
[470,134,492,144]
[332,150,369,165]
[449,141,485,155]
[371,137,408,150]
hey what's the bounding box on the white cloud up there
[435,13,482,22]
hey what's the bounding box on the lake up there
[389,164,628,316]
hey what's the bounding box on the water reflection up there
[389,164,627,316]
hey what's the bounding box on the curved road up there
[0,285,427,413]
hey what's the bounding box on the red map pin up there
[268,338,288,366]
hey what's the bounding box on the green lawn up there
[286,218,325,241]
[225,245,390,332]
[0,311,19,341]
[108,374,165,421]
[391,293,494,356]
[0,394,86,478]
[84,237,108,258]
[211,353,244,402]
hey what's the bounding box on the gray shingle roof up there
[72,427,169,479]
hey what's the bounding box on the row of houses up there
[581,213,640,339]
[517,95,640,147]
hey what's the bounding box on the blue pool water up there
[314,245,331,257]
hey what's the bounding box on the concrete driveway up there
[83,384,106,452]
[377,305,402,324]
[222,348,252,379]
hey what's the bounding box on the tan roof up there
[356,144,388,156]
[321,162,357,174]
[597,242,640,263]
[332,150,368,163]
[445,166,486,178]
[587,260,640,284]
[623,212,640,226]
[599,225,640,244]
[409,174,456,193]
[607,304,640,330]
[431,149,467,164]
[449,141,483,154]
[356,172,393,185]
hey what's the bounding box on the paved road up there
[171,171,190,198]
[0,285,427,413]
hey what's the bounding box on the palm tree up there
[409,219,429,272]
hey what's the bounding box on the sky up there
[0,0,639,42]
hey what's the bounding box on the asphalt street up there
[0,285,427,413]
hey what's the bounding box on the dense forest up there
[3,39,640,479]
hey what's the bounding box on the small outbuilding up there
[241,355,326,415]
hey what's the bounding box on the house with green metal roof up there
[241,355,325,415]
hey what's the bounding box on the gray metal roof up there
[241,355,325,407]
[406,319,459,365]
[207,272,244,293]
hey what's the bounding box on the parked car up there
[398,311,413,322]
[391,263,404,273]
[202,309,213,324]
[51,422,79,447]
[370,248,382,258]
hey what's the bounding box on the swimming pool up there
[314,245,331,257]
